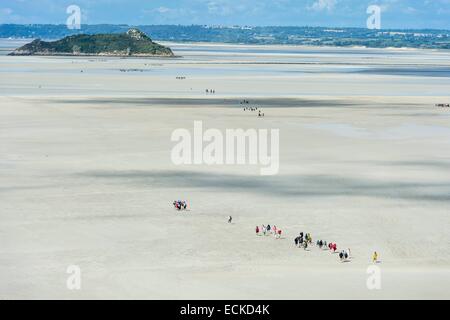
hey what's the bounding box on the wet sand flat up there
[0,42,449,299]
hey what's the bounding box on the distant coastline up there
[1,24,449,50]
[1,38,447,57]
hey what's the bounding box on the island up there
[8,28,174,57]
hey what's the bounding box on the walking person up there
[372,251,379,263]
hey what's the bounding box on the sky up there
[1,0,450,29]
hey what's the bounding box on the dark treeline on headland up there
[1,24,449,49]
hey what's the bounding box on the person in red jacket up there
[256,226,260,236]
[277,229,282,239]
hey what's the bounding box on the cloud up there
[155,6,170,14]
[1,0,450,29]
[207,1,234,16]
[1,8,14,15]
[403,6,418,14]
[308,0,338,12]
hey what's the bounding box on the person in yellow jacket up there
[372,251,379,263]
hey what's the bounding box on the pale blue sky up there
[1,0,449,29]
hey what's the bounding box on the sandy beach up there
[0,41,449,299]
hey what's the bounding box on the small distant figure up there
[317,240,323,249]
[173,200,187,211]
[372,251,379,263]
[277,229,282,239]
[305,233,312,244]
[255,225,260,235]
[206,89,209,94]
[329,242,337,253]
[228,216,232,224]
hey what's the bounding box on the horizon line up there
[1,23,450,32]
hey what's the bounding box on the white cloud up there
[155,6,170,14]
[403,6,418,14]
[308,0,338,12]
[207,1,233,16]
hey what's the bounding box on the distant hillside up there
[8,28,174,57]
[1,24,450,49]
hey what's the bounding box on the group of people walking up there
[256,224,282,239]
[241,100,265,117]
[173,200,187,211]
[178,205,380,263]
[293,233,353,263]
[205,89,216,94]
[254,223,380,264]
[338,248,351,262]
[294,232,313,250]
[243,106,259,111]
